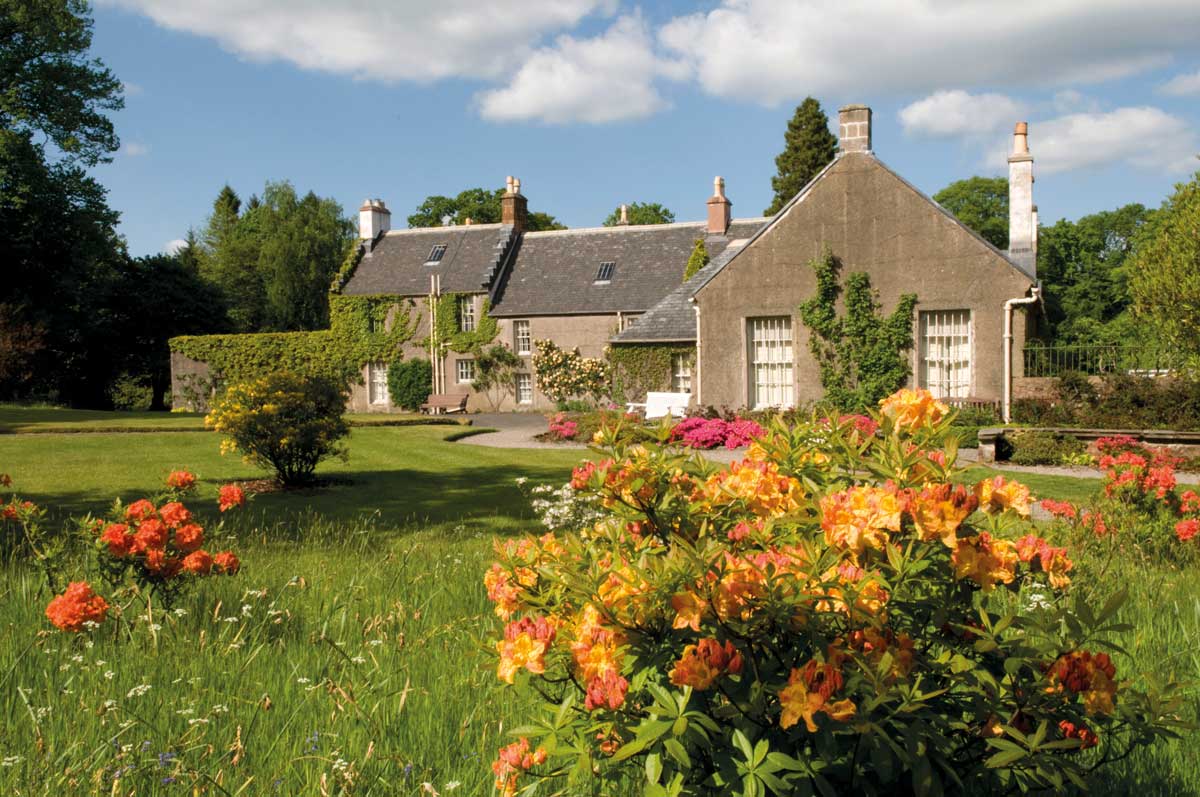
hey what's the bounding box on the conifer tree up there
[683,238,709,282]
[764,97,838,216]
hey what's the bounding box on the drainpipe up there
[1003,286,1040,424]
[689,297,701,404]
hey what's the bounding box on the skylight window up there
[594,261,615,283]
[425,244,447,264]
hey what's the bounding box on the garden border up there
[977,426,1200,462]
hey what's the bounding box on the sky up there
[87,0,1200,257]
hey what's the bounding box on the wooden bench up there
[420,394,469,414]
[626,391,691,421]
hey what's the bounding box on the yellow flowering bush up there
[205,372,349,486]
[485,389,1184,795]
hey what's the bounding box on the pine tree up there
[764,98,838,216]
[683,238,709,282]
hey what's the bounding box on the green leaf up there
[646,752,663,784]
[985,749,1027,768]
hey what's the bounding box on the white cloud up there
[477,15,679,124]
[122,81,144,96]
[121,141,150,157]
[658,0,1200,106]
[899,90,1023,137]
[164,238,188,255]
[1159,69,1200,96]
[986,107,1199,175]
[99,0,616,83]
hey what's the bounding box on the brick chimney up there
[1007,122,1036,276]
[500,175,528,233]
[358,199,391,240]
[838,104,872,153]
[706,176,731,235]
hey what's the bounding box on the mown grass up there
[0,422,1197,794]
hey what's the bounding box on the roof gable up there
[341,224,515,297]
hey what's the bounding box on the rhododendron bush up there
[484,389,1183,795]
[669,416,764,450]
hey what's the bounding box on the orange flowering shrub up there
[45,581,109,632]
[485,389,1183,795]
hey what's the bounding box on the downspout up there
[689,297,701,405]
[1003,286,1040,424]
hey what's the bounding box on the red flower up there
[584,670,629,711]
[174,523,205,552]
[125,499,156,522]
[165,470,197,491]
[45,582,109,632]
[1176,519,1200,543]
[213,551,241,575]
[218,484,246,512]
[181,550,214,575]
[159,501,192,528]
[99,523,132,557]
[132,519,167,553]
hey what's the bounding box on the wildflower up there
[165,470,197,491]
[213,551,241,575]
[218,484,246,512]
[45,582,110,632]
[126,684,152,698]
[779,657,856,732]
[669,639,743,690]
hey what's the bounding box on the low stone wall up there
[977,426,1200,463]
[1012,376,1104,401]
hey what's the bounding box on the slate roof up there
[488,220,765,317]
[341,224,516,296]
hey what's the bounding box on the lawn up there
[0,421,1197,795]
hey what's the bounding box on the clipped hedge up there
[1014,373,1200,430]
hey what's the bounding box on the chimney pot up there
[706,175,732,235]
[359,196,391,240]
[617,204,629,225]
[500,175,528,232]
[1007,122,1036,277]
[837,104,872,154]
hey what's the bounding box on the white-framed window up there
[456,359,476,384]
[919,309,972,399]
[516,373,533,404]
[671,352,693,393]
[368,362,389,405]
[458,295,475,332]
[748,316,794,409]
[620,314,640,331]
[514,320,531,355]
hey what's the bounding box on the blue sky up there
[89,1,1200,257]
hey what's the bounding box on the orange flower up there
[974,476,1031,519]
[820,486,902,555]
[218,484,246,512]
[570,604,624,684]
[779,657,856,732]
[485,564,521,619]
[909,483,978,548]
[585,670,629,711]
[99,523,132,557]
[125,499,156,522]
[492,738,547,797]
[174,523,205,553]
[1014,534,1073,589]
[45,582,109,632]
[132,518,167,553]
[213,551,240,575]
[671,590,708,632]
[670,638,743,690]
[878,388,948,430]
[181,549,213,574]
[496,615,556,683]
[158,501,192,528]
[952,532,1018,591]
[1049,651,1118,716]
[165,470,197,491]
[1058,720,1099,749]
[699,458,805,518]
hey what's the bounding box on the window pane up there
[919,310,971,398]
[747,317,793,409]
[368,363,389,405]
[671,352,692,393]
[515,320,531,355]
[456,359,475,383]
[517,373,533,403]
[458,296,475,332]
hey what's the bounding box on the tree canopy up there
[407,187,565,231]
[603,202,675,227]
[764,97,837,216]
[932,177,1010,250]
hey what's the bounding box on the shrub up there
[545,412,579,442]
[669,416,765,449]
[484,388,1183,796]
[532,340,609,405]
[206,372,350,486]
[1016,374,1200,430]
[1007,431,1089,466]
[386,359,432,411]
[1,472,61,588]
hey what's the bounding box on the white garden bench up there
[626,391,691,420]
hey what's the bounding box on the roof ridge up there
[384,223,504,235]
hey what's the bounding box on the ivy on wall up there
[608,343,695,405]
[427,292,500,354]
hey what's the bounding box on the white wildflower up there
[126,684,152,699]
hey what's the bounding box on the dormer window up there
[594,261,615,283]
[425,244,447,265]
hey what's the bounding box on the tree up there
[602,202,675,227]
[764,97,838,216]
[932,177,1009,250]
[683,238,709,282]
[406,187,565,230]
[473,344,524,410]
[1129,170,1200,358]
[1,0,124,167]
[798,247,918,411]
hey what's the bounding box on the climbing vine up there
[427,292,500,354]
[683,237,709,282]
[608,343,695,405]
[798,245,918,412]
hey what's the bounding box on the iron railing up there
[1022,343,1180,378]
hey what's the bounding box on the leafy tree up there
[602,202,675,227]
[764,97,838,216]
[932,177,1009,250]
[799,247,918,411]
[473,344,523,410]
[683,238,709,282]
[1129,170,1200,358]
[386,359,432,411]
[407,187,565,230]
[1,0,124,167]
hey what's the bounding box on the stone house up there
[612,106,1040,421]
